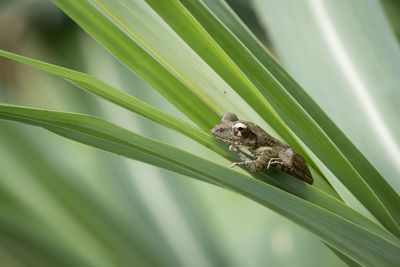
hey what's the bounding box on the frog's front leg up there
[229,145,251,161]
[229,155,270,172]
[228,148,270,172]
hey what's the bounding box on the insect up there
[211,113,313,184]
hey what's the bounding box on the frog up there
[211,112,313,184]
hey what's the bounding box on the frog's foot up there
[229,161,248,168]
[229,144,239,152]
[229,145,252,162]
[267,158,283,169]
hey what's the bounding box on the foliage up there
[0,0,399,266]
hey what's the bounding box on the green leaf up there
[0,0,400,243]
[0,50,337,214]
[51,0,338,214]
[91,0,314,172]
[2,50,391,246]
[0,193,87,267]
[0,104,399,266]
[51,0,338,194]
[134,0,400,237]
[51,0,220,131]
[0,49,230,160]
[248,0,400,229]
[0,125,168,267]
[55,0,400,239]
[3,0,400,264]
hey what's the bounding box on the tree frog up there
[211,113,313,184]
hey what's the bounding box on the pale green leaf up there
[0,104,399,266]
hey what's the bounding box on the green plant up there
[0,0,399,266]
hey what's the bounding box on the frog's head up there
[211,113,257,147]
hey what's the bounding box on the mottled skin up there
[211,113,313,184]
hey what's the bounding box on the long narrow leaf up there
[51,0,220,131]
[0,49,230,159]
[241,0,400,226]
[2,51,400,249]
[0,104,399,266]
[0,126,164,267]
[142,0,400,237]
[94,0,312,171]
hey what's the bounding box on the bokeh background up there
[1,0,399,266]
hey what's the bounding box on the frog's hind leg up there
[229,159,269,172]
[281,148,314,184]
[229,161,248,168]
[267,158,283,169]
[229,153,270,172]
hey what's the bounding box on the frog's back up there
[250,124,287,148]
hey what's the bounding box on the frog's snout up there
[211,126,218,136]
[211,125,223,136]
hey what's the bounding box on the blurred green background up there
[1,0,398,266]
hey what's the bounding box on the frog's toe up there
[229,162,238,168]
[229,161,244,168]
[229,145,238,152]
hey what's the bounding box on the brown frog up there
[211,113,313,184]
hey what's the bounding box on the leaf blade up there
[0,49,230,160]
[4,50,398,248]
[142,0,400,237]
[51,0,220,131]
[0,104,399,266]
[246,0,400,227]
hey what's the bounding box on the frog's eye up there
[232,122,248,137]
